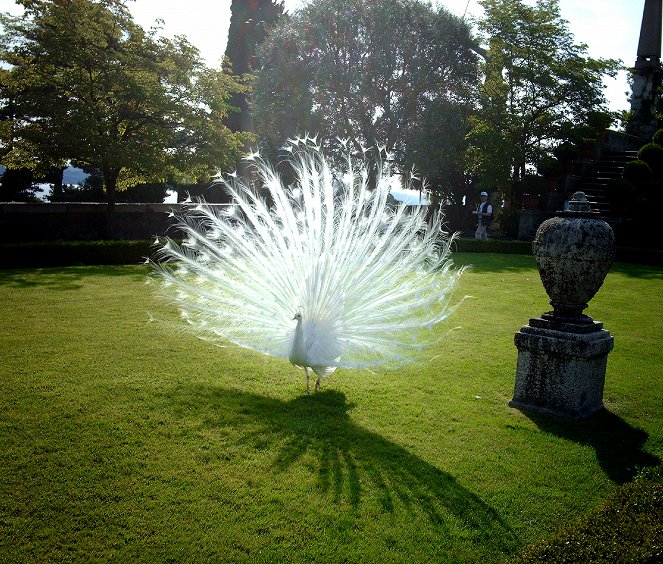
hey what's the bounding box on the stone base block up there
[510,317,614,418]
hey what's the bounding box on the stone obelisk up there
[627,0,663,141]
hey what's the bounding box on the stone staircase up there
[571,150,638,216]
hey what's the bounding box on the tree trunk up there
[102,167,120,239]
[103,167,120,205]
[46,167,65,200]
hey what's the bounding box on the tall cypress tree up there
[224,0,284,134]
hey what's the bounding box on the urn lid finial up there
[558,191,598,217]
[568,192,591,212]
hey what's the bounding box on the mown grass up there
[0,253,661,562]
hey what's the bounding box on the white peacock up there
[153,139,463,393]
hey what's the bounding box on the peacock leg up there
[315,377,321,391]
[305,367,310,394]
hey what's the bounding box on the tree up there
[0,0,250,204]
[223,0,284,134]
[400,97,474,205]
[0,167,38,201]
[467,0,620,200]
[252,0,478,178]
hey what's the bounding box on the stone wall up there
[602,129,643,153]
[0,203,229,242]
[441,204,476,236]
[517,210,553,241]
[0,202,479,242]
[0,202,582,244]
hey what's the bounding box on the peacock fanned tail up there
[152,138,464,373]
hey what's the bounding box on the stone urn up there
[511,192,616,418]
[533,192,615,319]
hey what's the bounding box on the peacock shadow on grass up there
[172,385,518,552]
[520,408,660,484]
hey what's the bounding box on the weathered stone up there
[511,192,615,418]
[627,0,663,141]
[533,192,615,318]
[511,319,614,418]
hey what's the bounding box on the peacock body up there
[153,140,463,393]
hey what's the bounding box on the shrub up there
[605,177,636,215]
[652,128,663,145]
[3,237,662,268]
[537,156,563,178]
[0,240,155,268]
[497,207,521,239]
[0,167,40,202]
[516,466,663,564]
[623,159,652,185]
[553,142,579,165]
[636,143,663,178]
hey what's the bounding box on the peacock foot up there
[315,377,321,391]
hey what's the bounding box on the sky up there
[0,0,646,113]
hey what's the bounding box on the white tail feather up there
[153,140,464,381]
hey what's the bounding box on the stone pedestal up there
[511,315,614,418]
[510,192,615,419]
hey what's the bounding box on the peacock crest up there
[152,138,464,393]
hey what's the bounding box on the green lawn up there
[0,253,661,562]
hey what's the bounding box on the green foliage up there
[5,237,662,269]
[497,207,521,240]
[0,0,250,203]
[623,159,653,185]
[0,257,661,561]
[48,183,105,203]
[652,128,663,145]
[252,0,478,168]
[468,0,620,200]
[0,240,154,268]
[401,99,473,205]
[605,177,637,214]
[49,174,169,203]
[0,167,38,201]
[552,142,579,165]
[536,156,563,178]
[517,466,663,563]
[49,169,104,202]
[637,142,663,178]
[223,0,283,135]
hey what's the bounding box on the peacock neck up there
[289,317,306,366]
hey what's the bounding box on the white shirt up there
[477,201,492,215]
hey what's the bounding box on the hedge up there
[637,143,663,178]
[1,237,662,269]
[0,240,155,268]
[623,159,653,184]
[653,128,663,146]
[516,465,662,564]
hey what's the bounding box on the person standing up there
[474,191,493,240]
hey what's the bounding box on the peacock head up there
[292,312,302,321]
